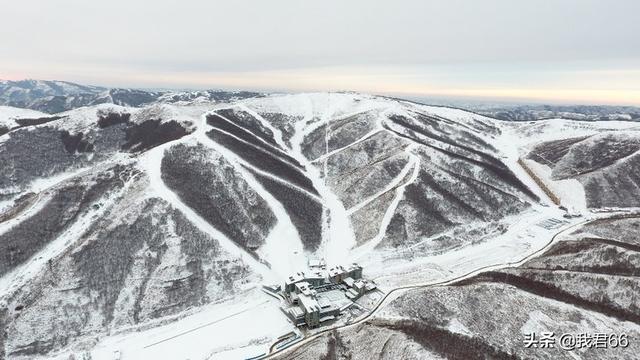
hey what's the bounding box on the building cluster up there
[280,263,376,328]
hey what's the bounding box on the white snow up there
[284,95,357,266]
[523,159,587,211]
[366,205,584,289]
[51,103,137,132]
[511,118,640,149]
[0,105,50,130]
[447,318,473,337]
[0,105,49,118]
[492,124,557,205]
[237,94,377,266]
[203,119,321,200]
[88,289,294,360]
[194,121,308,279]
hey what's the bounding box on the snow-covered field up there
[88,289,292,360]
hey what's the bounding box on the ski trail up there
[212,108,286,154]
[493,123,557,206]
[352,150,421,259]
[298,106,381,142]
[194,114,306,278]
[0,163,112,235]
[282,94,356,266]
[312,129,382,164]
[142,117,278,284]
[346,156,417,216]
[236,103,287,148]
[207,127,321,201]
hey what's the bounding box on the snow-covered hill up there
[1,89,639,359]
[476,103,640,122]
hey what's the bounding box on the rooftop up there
[285,272,306,285]
[298,294,320,313]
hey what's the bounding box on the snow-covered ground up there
[0,105,49,129]
[85,289,294,360]
[523,159,587,211]
[510,118,640,148]
[363,205,580,289]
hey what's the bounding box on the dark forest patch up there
[525,237,640,277]
[257,112,298,146]
[0,185,85,275]
[418,171,486,221]
[0,166,129,276]
[0,116,64,137]
[0,308,5,360]
[383,121,538,202]
[207,128,317,194]
[122,119,189,152]
[527,136,590,165]
[207,113,301,167]
[248,169,323,251]
[108,89,159,107]
[161,144,276,250]
[215,108,279,148]
[72,201,160,324]
[14,116,64,127]
[0,192,37,224]
[60,131,94,153]
[549,133,640,180]
[97,112,130,128]
[375,319,519,360]
[454,271,640,324]
[388,114,501,166]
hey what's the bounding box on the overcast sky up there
[2,0,639,105]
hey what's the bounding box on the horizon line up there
[2,77,640,109]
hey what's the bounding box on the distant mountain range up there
[0,79,262,114]
[2,79,639,122]
[477,103,640,122]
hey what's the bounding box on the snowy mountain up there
[1,86,639,359]
[477,104,640,122]
[0,80,262,114]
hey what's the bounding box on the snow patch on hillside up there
[523,158,587,211]
[0,106,49,128]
